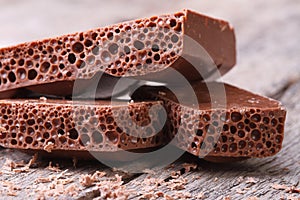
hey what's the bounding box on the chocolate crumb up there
[72,157,78,168]
[196,192,206,199]
[27,153,38,168]
[287,186,300,194]
[46,161,61,172]
[171,162,198,178]
[247,197,259,200]
[95,174,132,199]
[2,181,21,197]
[155,191,164,197]
[236,188,246,194]
[80,171,107,187]
[272,184,300,194]
[245,177,258,184]
[6,153,39,173]
[175,191,192,199]
[167,177,187,190]
[164,194,175,200]
[35,176,53,184]
[44,142,55,153]
[272,183,288,190]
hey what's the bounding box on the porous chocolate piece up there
[134,82,286,158]
[0,9,235,97]
[0,99,169,153]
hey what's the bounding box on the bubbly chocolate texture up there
[0,82,287,159]
[0,9,286,161]
[133,83,286,158]
[0,99,170,153]
[0,9,235,98]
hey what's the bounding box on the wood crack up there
[270,76,300,100]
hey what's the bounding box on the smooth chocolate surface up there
[26,73,139,98]
[0,9,235,98]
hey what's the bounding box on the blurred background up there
[0,0,299,96]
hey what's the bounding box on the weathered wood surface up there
[0,0,300,199]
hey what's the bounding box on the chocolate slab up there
[0,83,287,159]
[133,82,286,158]
[0,9,235,97]
[0,99,170,153]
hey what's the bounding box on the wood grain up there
[0,0,300,199]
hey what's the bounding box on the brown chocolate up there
[0,9,286,162]
[133,82,286,158]
[0,82,287,159]
[0,9,235,97]
[0,99,170,152]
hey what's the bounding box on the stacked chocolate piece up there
[0,10,286,162]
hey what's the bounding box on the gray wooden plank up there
[0,149,137,199]
[0,0,300,199]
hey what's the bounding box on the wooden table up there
[0,0,299,199]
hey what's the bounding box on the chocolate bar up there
[0,9,235,98]
[0,82,286,159]
[133,82,286,158]
[0,9,286,162]
[0,99,169,154]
